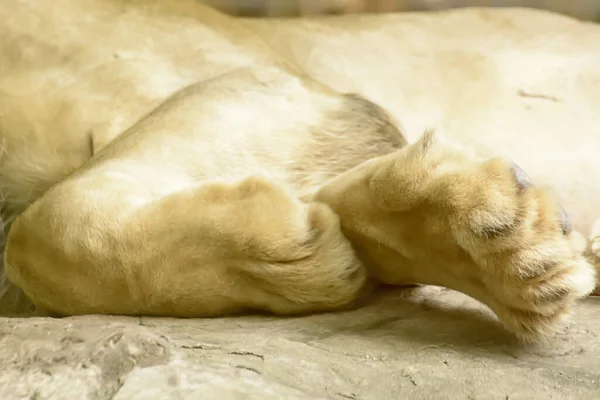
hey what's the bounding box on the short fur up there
[0,0,599,341]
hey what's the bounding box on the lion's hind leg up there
[4,175,367,317]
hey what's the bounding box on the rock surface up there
[204,0,600,21]
[2,287,599,399]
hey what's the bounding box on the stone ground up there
[1,286,598,399]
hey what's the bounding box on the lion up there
[0,0,599,342]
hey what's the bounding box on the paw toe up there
[493,255,595,339]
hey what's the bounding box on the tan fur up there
[0,0,598,341]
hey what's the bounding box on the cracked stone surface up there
[1,287,599,399]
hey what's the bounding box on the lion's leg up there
[4,176,366,317]
[315,131,596,340]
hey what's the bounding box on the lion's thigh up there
[154,176,369,315]
[5,176,367,317]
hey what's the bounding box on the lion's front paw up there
[317,130,596,340]
[416,132,597,340]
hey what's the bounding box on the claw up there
[511,162,534,192]
[559,206,573,236]
[511,162,572,235]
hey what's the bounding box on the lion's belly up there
[0,0,296,221]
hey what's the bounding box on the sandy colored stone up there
[203,0,600,20]
[1,288,599,399]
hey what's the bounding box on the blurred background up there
[200,0,600,21]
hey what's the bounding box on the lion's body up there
[2,1,600,229]
[0,0,599,339]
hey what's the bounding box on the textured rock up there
[203,0,600,20]
[2,288,599,399]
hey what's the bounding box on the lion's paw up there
[415,132,597,340]
[317,130,596,340]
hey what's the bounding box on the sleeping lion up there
[1,0,599,342]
